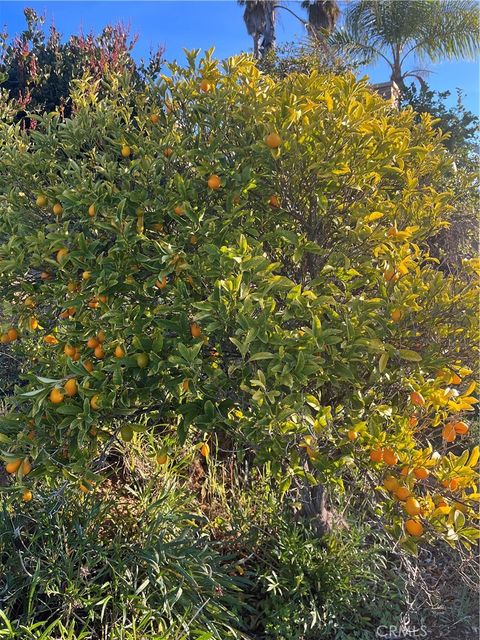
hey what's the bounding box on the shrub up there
[0,50,478,552]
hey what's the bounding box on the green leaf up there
[398,349,422,362]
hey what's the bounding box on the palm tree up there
[238,1,277,58]
[334,0,479,91]
[301,1,340,36]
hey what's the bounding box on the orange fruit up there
[82,271,91,281]
[56,248,68,262]
[265,132,281,148]
[207,175,221,190]
[36,194,47,207]
[22,489,33,502]
[5,459,22,474]
[347,430,358,441]
[405,496,421,516]
[90,395,100,410]
[98,295,108,304]
[370,448,383,463]
[269,195,280,207]
[150,113,160,124]
[155,276,168,289]
[450,373,462,385]
[405,519,424,537]
[410,391,425,407]
[7,328,19,341]
[22,459,32,476]
[63,344,76,357]
[383,476,399,492]
[190,322,202,338]
[442,478,459,491]
[136,353,149,369]
[28,317,38,330]
[442,423,456,443]
[395,486,411,501]
[96,330,106,343]
[156,451,168,465]
[200,79,213,92]
[72,349,81,361]
[44,334,59,345]
[94,345,105,359]
[87,337,99,349]
[384,268,396,282]
[121,145,131,158]
[88,204,95,217]
[114,345,125,358]
[391,309,402,322]
[163,147,173,157]
[453,421,469,435]
[88,298,99,309]
[49,387,64,404]
[182,379,190,391]
[84,360,94,373]
[200,442,210,457]
[64,378,78,397]
[408,415,418,427]
[413,467,429,480]
[173,205,184,215]
[190,234,198,245]
[53,203,63,216]
[79,483,90,493]
[40,271,51,280]
[383,448,398,466]
[400,466,410,476]
[0,333,9,344]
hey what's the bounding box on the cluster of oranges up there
[0,327,19,344]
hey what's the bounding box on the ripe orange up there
[405,519,424,536]
[347,430,358,441]
[84,360,94,373]
[400,466,410,476]
[64,378,78,397]
[173,205,184,215]
[72,349,81,361]
[53,203,63,216]
[383,448,398,466]
[370,448,383,463]
[114,345,125,358]
[7,328,19,341]
[64,344,76,357]
[88,204,95,217]
[190,322,202,338]
[200,442,210,457]
[442,478,459,491]
[5,459,22,474]
[56,248,68,262]
[442,423,456,443]
[383,476,399,492]
[150,113,160,124]
[408,415,418,427]
[207,175,221,190]
[29,317,38,330]
[94,345,105,359]
[155,276,168,289]
[97,330,106,343]
[410,391,425,407]
[390,309,402,322]
[36,194,47,207]
[265,132,281,148]
[49,387,64,404]
[90,395,100,410]
[22,489,33,502]
[22,459,32,476]
[182,379,190,391]
[453,421,469,435]
[450,373,462,385]
[87,337,99,349]
[98,295,108,304]
[413,467,429,480]
[0,333,9,344]
[82,271,91,281]
[395,486,411,501]
[163,147,173,158]
[44,335,59,345]
[269,195,280,207]
[199,79,213,92]
[121,145,131,158]
[405,496,421,516]
[136,352,149,369]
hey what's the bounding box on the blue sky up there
[1,1,478,112]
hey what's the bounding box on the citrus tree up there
[0,50,478,550]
